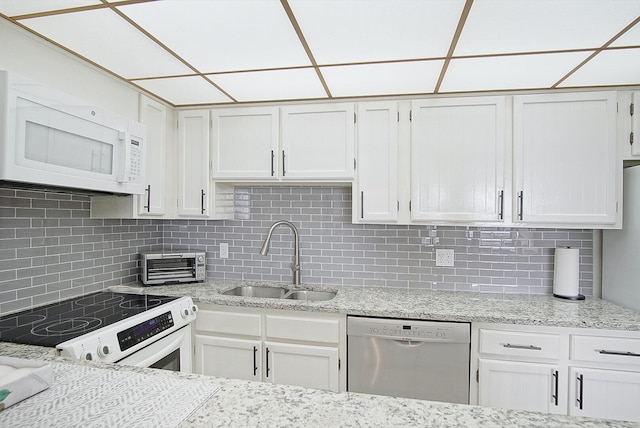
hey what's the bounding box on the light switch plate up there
[220,243,229,259]
[435,249,454,267]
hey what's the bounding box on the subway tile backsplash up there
[0,185,594,314]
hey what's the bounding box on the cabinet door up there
[280,103,355,180]
[265,341,339,392]
[411,97,506,222]
[194,335,261,381]
[354,101,399,222]
[211,107,279,179]
[478,359,563,414]
[569,367,640,422]
[138,95,167,216]
[177,110,210,217]
[513,92,617,225]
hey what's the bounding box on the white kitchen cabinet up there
[177,109,210,217]
[195,335,261,381]
[137,94,168,216]
[569,367,640,422]
[353,101,399,222]
[478,359,562,414]
[211,107,279,180]
[265,341,339,391]
[280,103,355,180]
[513,91,618,226]
[411,97,507,222]
[475,326,565,414]
[194,305,346,392]
[473,323,640,422]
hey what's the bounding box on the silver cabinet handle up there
[517,191,524,220]
[360,191,364,219]
[498,190,504,220]
[502,343,542,351]
[200,189,206,214]
[144,184,151,212]
[282,150,286,177]
[598,349,640,357]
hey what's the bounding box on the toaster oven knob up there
[97,344,112,358]
[197,255,205,263]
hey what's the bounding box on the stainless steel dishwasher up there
[347,316,471,404]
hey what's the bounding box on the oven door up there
[117,324,192,373]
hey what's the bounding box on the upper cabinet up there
[138,95,168,216]
[411,97,507,223]
[513,92,618,226]
[211,107,279,180]
[354,101,399,222]
[280,103,355,181]
[177,109,211,218]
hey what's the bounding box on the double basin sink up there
[221,285,337,302]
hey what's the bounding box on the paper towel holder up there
[553,247,585,301]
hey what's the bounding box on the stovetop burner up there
[0,291,178,347]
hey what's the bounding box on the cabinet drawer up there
[266,315,340,345]
[195,310,262,337]
[571,335,640,366]
[479,329,561,360]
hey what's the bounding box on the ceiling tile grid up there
[0,0,638,106]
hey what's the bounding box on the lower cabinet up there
[478,359,562,414]
[473,323,640,422]
[193,304,346,392]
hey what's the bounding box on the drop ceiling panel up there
[0,0,100,16]
[209,68,326,102]
[133,76,233,105]
[288,0,466,64]
[118,0,310,73]
[440,52,591,93]
[611,21,640,47]
[559,48,640,87]
[20,9,192,78]
[321,61,444,97]
[456,0,640,56]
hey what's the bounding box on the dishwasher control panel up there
[347,317,470,343]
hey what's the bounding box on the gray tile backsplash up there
[0,185,594,314]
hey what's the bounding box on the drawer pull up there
[503,343,542,351]
[598,349,640,357]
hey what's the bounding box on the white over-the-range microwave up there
[0,70,146,194]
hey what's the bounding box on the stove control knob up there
[191,305,198,315]
[81,351,94,361]
[97,344,112,358]
[181,308,190,319]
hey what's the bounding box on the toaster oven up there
[141,252,206,285]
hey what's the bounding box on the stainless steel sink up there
[284,290,337,302]
[221,286,288,298]
[220,286,337,302]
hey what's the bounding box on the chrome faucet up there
[259,220,301,285]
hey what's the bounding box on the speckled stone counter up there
[111,279,640,331]
[0,342,635,428]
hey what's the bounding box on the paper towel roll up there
[553,247,584,300]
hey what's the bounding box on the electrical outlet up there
[435,249,454,267]
[220,243,229,259]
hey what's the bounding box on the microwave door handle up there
[117,131,129,183]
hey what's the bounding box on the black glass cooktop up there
[0,292,178,347]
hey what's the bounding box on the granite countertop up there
[0,342,635,428]
[111,279,640,331]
